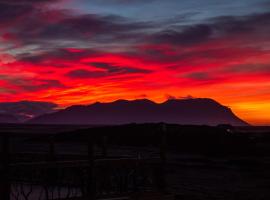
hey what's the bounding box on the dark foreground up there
[1,123,270,200]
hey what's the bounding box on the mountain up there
[0,101,57,122]
[28,98,249,126]
[0,113,19,124]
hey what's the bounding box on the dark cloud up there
[87,0,157,5]
[184,72,211,81]
[0,0,63,26]
[67,63,151,79]
[17,79,66,92]
[66,69,106,79]
[11,12,151,47]
[18,49,99,66]
[153,24,213,46]
[1,0,270,52]
[151,12,270,46]
[0,0,58,3]
[225,63,270,74]
[261,1,270,8]
[0,0,151,51]
[0,101,58,121]
[210,12,270,37]
[1,73,66,92]
[0,87,16,94]
[0,2,33,24]
[3,0,268,53]
[91,62,152,74]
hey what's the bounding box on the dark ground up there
[1,123,270,200]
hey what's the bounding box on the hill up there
[0,113,19,124]
[28,98,248,126]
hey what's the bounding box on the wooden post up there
[0,134,11,200]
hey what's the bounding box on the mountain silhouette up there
[28,98,248,126]
[0,113,19,124]
[0,101,57,122]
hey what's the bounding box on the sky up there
[0,0,270,125]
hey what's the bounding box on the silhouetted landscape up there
[1,122,270,200]
[0,114,19,124]
[1,98,267,200]
[28,98,248,126]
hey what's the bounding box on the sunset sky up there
[0,0,270,125]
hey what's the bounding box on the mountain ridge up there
[0,113,19,124]
[28,98,249,126]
